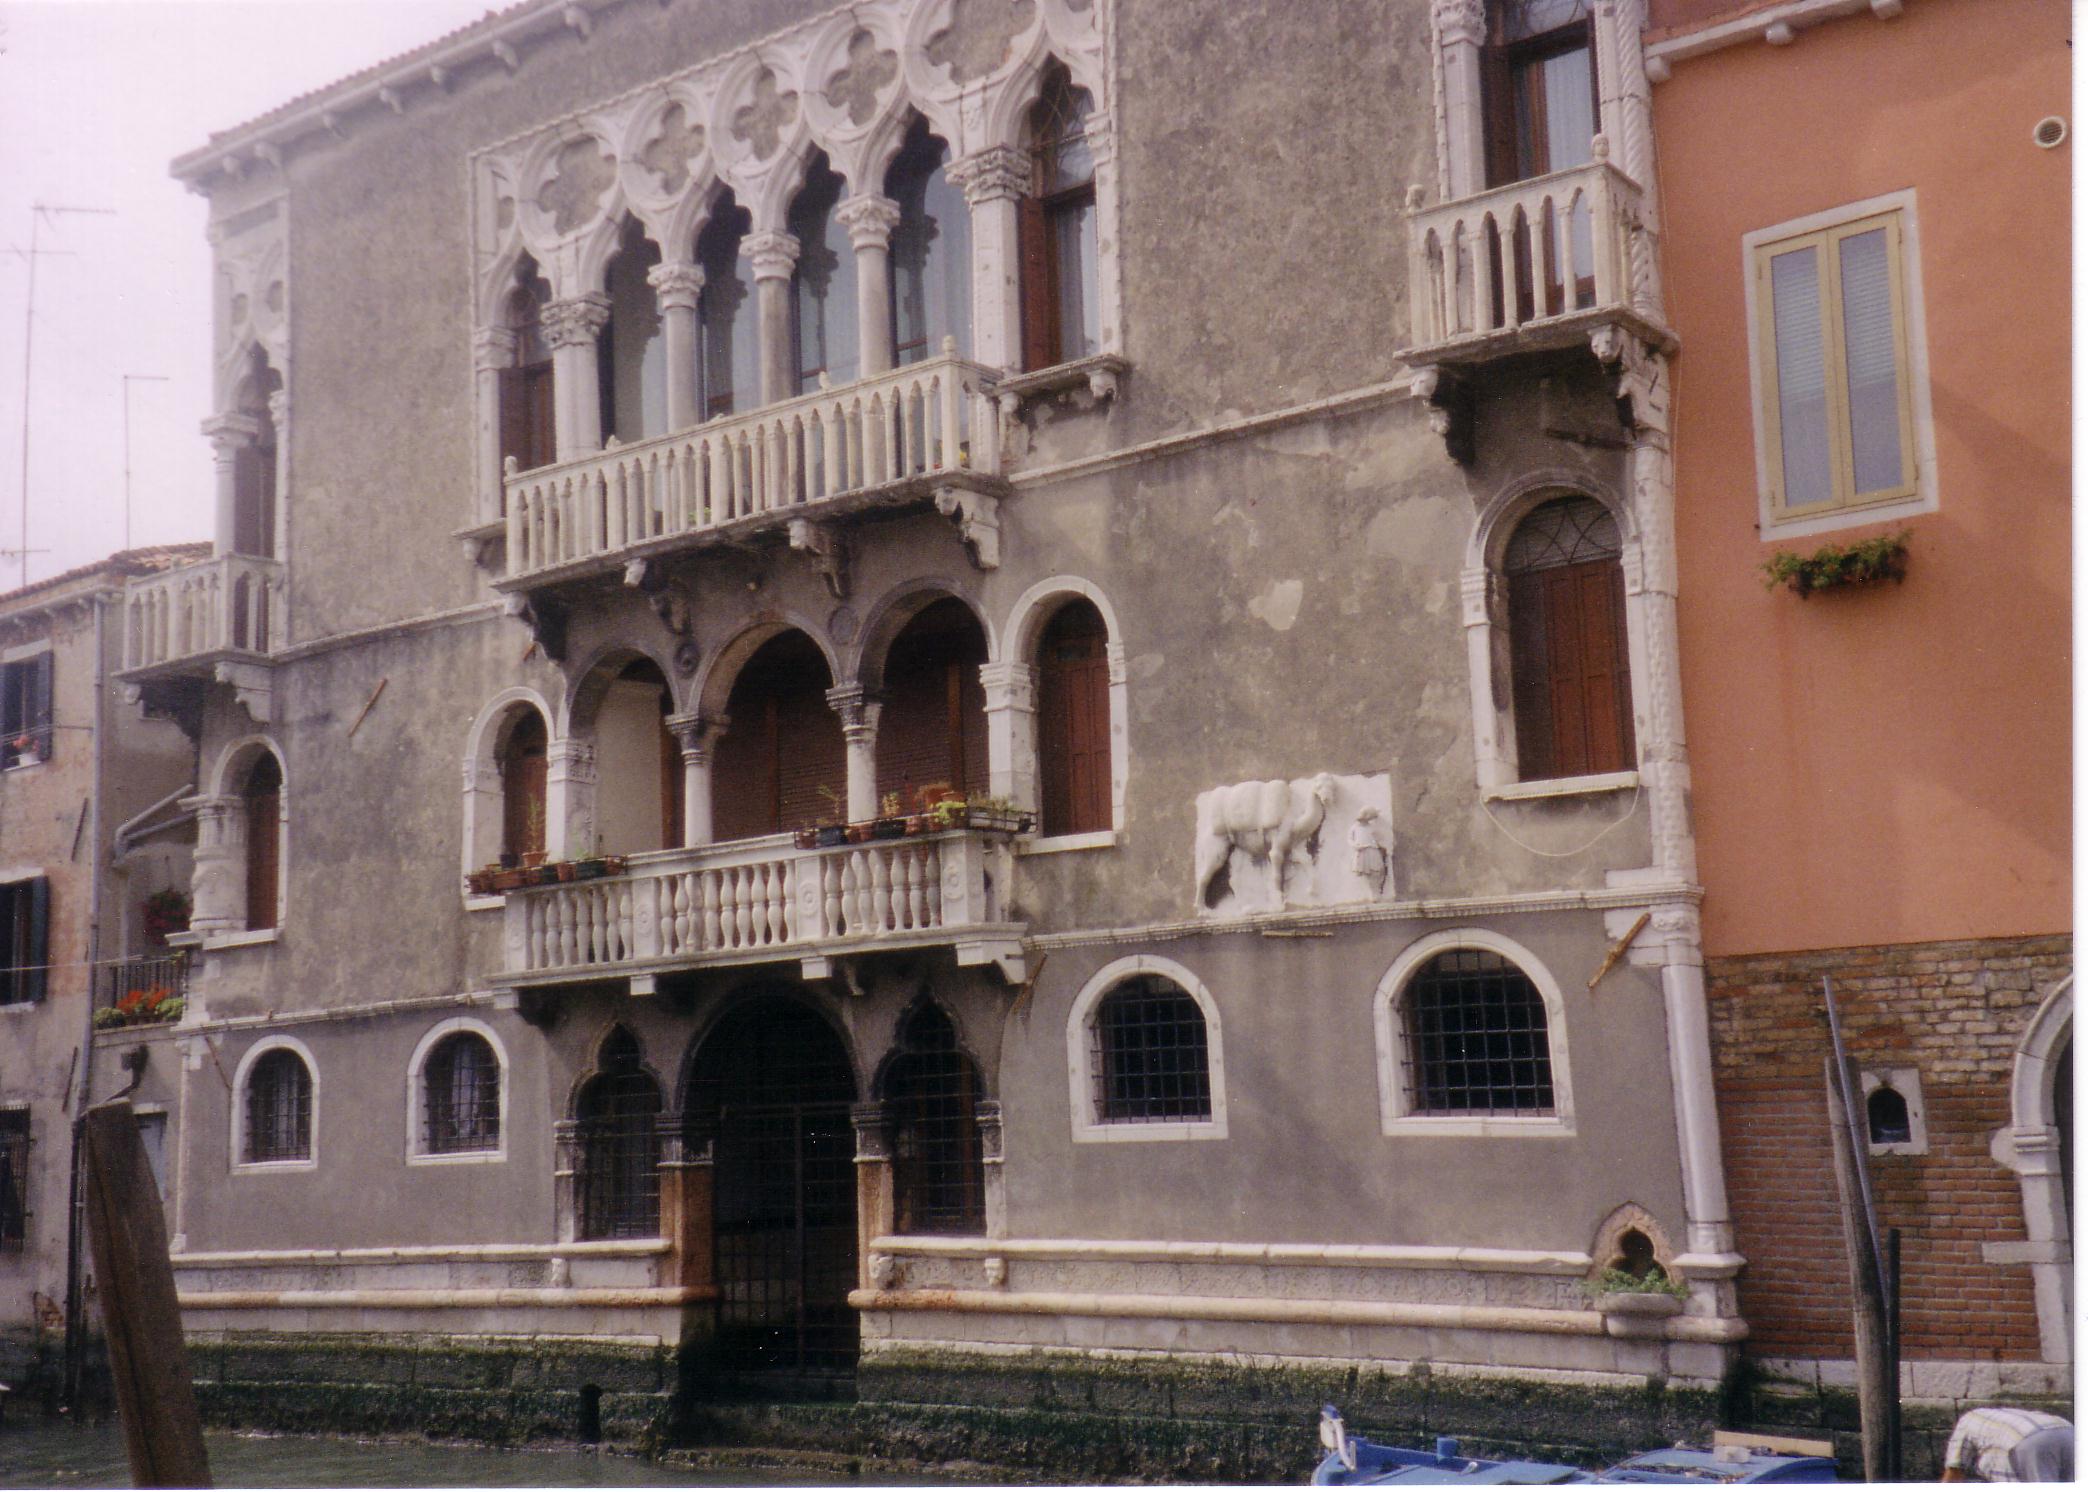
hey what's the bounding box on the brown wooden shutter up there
[1039,604,1111,835]
[522,363,556,470]
[246,787,280,932]
[497,367,528,475]
[659,707,684,850]
[1511,557,1633,780]
[501,718,548,860]
[27,653,51,760]
[22,877,48,1005]
[1018,195,1053,371]
[1482,44,1518,188]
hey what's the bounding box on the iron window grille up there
[424,1032,501,1154]
[883,1004,985,1234]
[1091,976,1212,1124]
[244,1048,312,1162]
[0,1111,27,1252]
[577,1029,661,1240]
[1402,949,1556,1116]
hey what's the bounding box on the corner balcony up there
[1403,151,1673,371]
[117,554,284,723]
[494,826,1025,995]
[499,347,1006,591]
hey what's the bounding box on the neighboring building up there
[0,545,205,1383]
[1649,0,2070,1402]
[110,0,1734,1452]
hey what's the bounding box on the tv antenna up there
[6,202,117,590]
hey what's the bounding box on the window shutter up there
[1509,570,1557,779]
[1481,45,1518,188]
[246,788,280,932]
[24,877,49,1005]
[1018,195,1054,371]
[28,653,51,759]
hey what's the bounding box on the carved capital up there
[646,260,705,312]
[1590,326,1671,439]
[974,1098,1004,1164]
[743,230,801,282]
[266,388,290,428]
[543,293,612,350]
[851,1101,890,1161]
[933,486,1001,570]
[1459,567,1503,628]
[824,683,884,740]
[946,146,1028,206]
[201,412,263,458]
[547,738,597,784]
[977,660,1036,714]
[836,193,902,251]
[1411,363,1475,466]
[788,518,849,598]
[663,710,728,763]
[1432,0,1488,48]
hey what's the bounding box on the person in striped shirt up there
[1940,1407,2073,1482]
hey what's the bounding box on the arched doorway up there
[687,993,859,1377]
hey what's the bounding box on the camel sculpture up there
[1194,772,1338,910]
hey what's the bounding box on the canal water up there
[0,1423,964,1488]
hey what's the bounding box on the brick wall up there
[1706,934,2070,1363]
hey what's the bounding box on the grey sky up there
[0,0,491,590]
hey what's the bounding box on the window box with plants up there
[1581,1267,1689,1339]
[94,985,185,1031]
[1762,530,1909,598]
[469,853,627,895]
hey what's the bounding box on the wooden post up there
[1823,1055,1889,1483]
[82,1100,212,1489]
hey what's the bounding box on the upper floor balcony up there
[498,346,1004,590]
[119,553,284,681]
[1403,149,1672,372]
[494,824,1024,993]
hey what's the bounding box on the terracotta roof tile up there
[0,544,214,611]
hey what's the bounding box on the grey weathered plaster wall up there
[995,913,1689,1250]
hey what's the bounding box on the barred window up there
[1402,950,1555,1115]
[883,1004,984,1234]
[577,1027,661,1240]
[1091,975,1211,1124]
[424,1032,501,1154]
[244,1047,313,1162]
[0,1110,27,1251]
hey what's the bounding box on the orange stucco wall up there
[1656,0,2070,957]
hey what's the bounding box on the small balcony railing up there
[502,346,1002,584]
[121,554,284,675]
[1405,153,1663,363]
[498,827,1022,986]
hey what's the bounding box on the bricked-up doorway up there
[687,994,859,1381]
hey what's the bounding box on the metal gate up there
[691,996,859,1377]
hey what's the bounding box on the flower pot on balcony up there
[816,825,848,848]
[902,814,932,836]
[871,818,906,840]
[575,859,606,880]
[466,870,496,895]
[555,860,578,883]
[844,823,873,844]
[794,828,820,850]
[521,850,547,869]
[491,868,527,892]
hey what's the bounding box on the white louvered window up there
[1752,207,1920,523]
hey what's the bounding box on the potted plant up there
[8,733,41,768]
[872,791,907,840]
[142,888,191,946]
[1581,1267,1689,1339]
[94,985,185,1030]
[1761,530,1910,598]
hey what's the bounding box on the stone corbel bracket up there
[1411,364,1475,466]
[213,660,274,724]
[934,486,1001,570]
[787,518,850,599]
[504,592,569,662]
[955,937,1027,985]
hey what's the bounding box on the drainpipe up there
[62,590,111,1409]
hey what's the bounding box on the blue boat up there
[1312,1407,1841,1484]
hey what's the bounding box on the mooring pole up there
[1822,1052,1891,1482]
[81,1100,211,1488]
[1886,1227,1903,1480]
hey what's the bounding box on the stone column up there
[663,710,728,847]
[545,738,597,861]
[826,685,884,823]
[182,793,246,936]
[201,414,261,559]
[978,660,1037,812]
[1432,0,1489,200]
[975,1098,1007,1240]
[837,194,902,378]
[647,262,705,432]
[265,388,291,568]
[473,325,518,523]
[553,1118,582,1250]
[852,1102,894,1289]
[658,1125,716,1296]
[1084,113,1123,356]
[544,293,611,460]
[947,148,1027,371]
[744,231,801,406]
